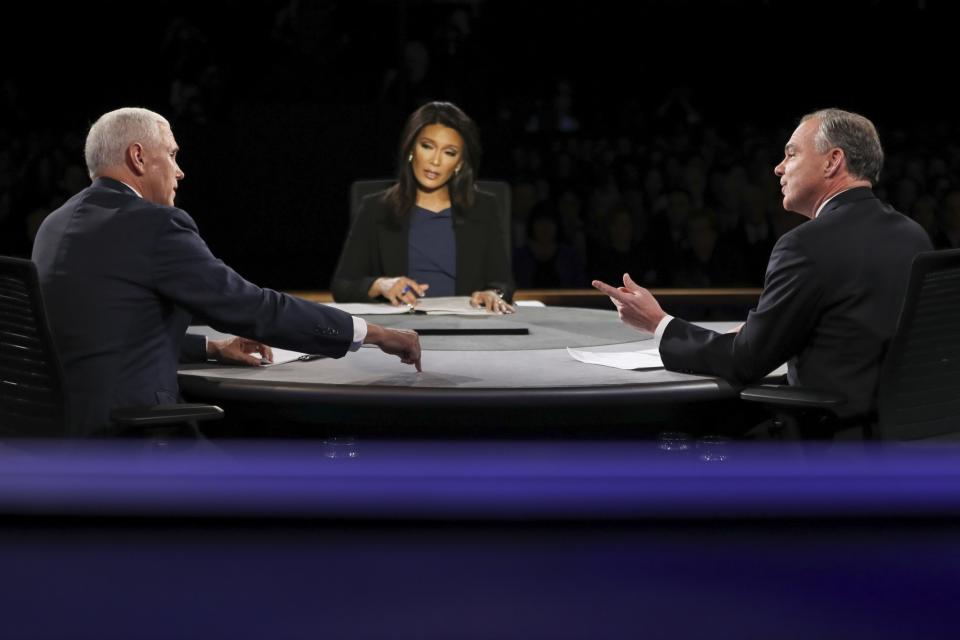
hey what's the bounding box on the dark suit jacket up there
[331,189,514,301]
[660,188,933,419]
[32,178,355,436]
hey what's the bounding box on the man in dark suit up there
[592,109,932,431]
[31,107,421,436]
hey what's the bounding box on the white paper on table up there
[323,302,412,315]
[255,347,320,366]
[412,296,491,315]
[566,347,663,370]
[324,297,491,316]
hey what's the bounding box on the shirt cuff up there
[653,315,674,342]
[350,316,368,351]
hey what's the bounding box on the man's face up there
[774,117,828,218]
[141,123,184,206]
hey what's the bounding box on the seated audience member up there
[721,184,777,285]
[670,210,747,287]
[513,204,585,288]
[587,202,663,288]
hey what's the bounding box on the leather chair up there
[741,249,960,441]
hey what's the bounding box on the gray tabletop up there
[352,305,655,350]
[178,308,750,427]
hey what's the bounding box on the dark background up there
[2,0,957,290]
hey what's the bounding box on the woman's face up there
[411,123,464,192]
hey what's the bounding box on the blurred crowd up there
[3,0,958,289]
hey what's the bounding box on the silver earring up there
[408,153,413,162]
[455,166,462,175]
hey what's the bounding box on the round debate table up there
[178,307,750,435]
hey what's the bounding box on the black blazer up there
[32,177,355,436]
[660,188,933,418]
[331,189,514,301]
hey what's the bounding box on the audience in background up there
[513,204,585,288]
[3,3,958,290]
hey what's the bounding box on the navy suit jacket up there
[32,178,355,436]
[331,189,514,302]
[660,188,933,418]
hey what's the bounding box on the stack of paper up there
[325,296,492,316]
[412,296,491,315]
[322,302,411,315]
[566,347,663,370]
[255,347,316,366]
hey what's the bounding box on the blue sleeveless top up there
[408,206,456,296]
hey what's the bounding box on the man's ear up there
[824,147,845,179]
[127,143,146,176]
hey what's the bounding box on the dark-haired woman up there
[332,101,514,312]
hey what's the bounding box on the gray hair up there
[801,108,884,185]
[84,107,169,179]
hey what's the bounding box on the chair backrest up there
[0,256,68,436]
[877,248,960,440]
[349,179,512,262]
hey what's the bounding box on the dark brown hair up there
[385,101,481,221]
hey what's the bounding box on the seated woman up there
[332,101,514,313]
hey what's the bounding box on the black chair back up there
[0,256,67,436]
[349,179,512,265]
[877,249,960,440]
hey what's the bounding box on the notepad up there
[414,327,529,336]
[254,348,323,366]
[412,296,492,315]
[567,347,663,370]
[326,296,494,316]
[323,302,412,315]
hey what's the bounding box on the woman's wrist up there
[482,288,504,301]
[369,277,400,298]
